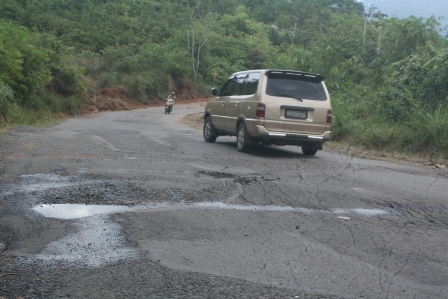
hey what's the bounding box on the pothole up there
[11,172,392,270]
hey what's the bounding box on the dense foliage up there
[1,0,447,158]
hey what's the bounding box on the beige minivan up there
[203,69,332,155]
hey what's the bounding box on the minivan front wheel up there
[236,123,251,152]
[203,116,218,143]
[302,142,319,156]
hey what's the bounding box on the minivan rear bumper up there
[261,132,330,141]
[255,125,331,143]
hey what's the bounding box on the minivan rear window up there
[266,73,327,101]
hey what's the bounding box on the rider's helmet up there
[170,91,175,96]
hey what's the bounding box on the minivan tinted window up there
[242,72,260,95]
[219,73,260,96]
[220,77,238,96]
[266,74,327,101]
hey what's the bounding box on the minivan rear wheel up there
[237,123,251,152]
[302,143,319,156]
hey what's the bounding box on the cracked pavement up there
[1,103,448,298]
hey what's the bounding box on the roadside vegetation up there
[1,0,447,161]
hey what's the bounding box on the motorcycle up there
[165,99,174,114]
[165,103,171,114]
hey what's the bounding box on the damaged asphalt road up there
[1,103,448,299]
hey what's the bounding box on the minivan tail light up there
[326,110,332,124]
[256,103,266,117]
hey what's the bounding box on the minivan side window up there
[241,72,260,95]
[219,74,250,96]
[233,75,246,95]
[219,77,238,96]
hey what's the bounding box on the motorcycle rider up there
[166,91,176,112]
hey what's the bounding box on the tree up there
[187,1,217,82]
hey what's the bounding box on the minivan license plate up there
[285,109,307,119]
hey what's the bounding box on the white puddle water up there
[34,204,136,219]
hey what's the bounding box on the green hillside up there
[1,0,447,159]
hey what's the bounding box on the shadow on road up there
[210,140,320,159]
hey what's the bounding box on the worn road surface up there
[1,103,448,299]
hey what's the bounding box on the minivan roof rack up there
[266,70,324,82]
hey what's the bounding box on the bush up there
[0,21,52,107]
[0,82,15,119]
[123,76,148,103]
[49,66,87,95]
[410,104,448,156]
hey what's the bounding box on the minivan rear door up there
[262,71,330,135]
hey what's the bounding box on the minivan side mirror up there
[211,88,219,96]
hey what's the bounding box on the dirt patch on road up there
[183,112,204,131]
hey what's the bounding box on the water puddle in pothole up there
[33,204,136,219]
